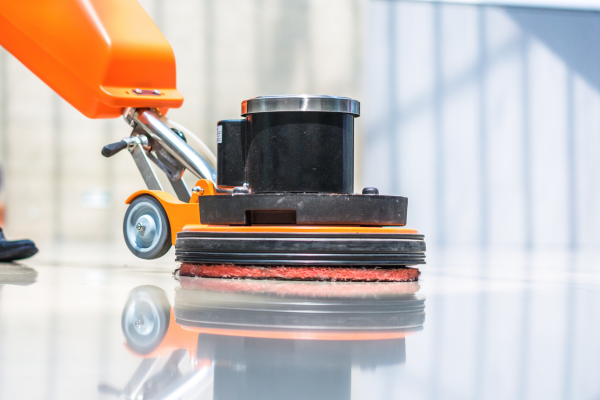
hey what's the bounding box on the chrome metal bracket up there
[170,178,191,203]
[127,136,163,191]
[124,108,217,183]
[121,107,216,202]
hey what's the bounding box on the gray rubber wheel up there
[121,285,171,355]
[123,195,172,259]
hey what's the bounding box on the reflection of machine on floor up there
[98,286,209,400]
[0,1,425,280]
[100,280,425,399]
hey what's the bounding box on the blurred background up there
[0,0,599,251]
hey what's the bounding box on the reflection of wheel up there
[121,285,171,355]
[123,195,171,259]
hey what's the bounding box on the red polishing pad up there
[179,263,420,282]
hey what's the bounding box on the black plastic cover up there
[175,230,425,266]
[198,193,407,226]
[245,112,354,193]
[217,119,246,187]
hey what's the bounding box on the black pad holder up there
[175,230,425,266]
[198,193,408,226]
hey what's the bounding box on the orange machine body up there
[0,0,183,118]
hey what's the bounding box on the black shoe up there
[0,229,38,262]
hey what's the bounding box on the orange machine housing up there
[0,0,183,118]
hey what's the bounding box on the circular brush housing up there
[176,227,425,267]
[178,95,425,280]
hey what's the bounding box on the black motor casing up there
[216,95,359,193]
[217,119,246,187]
[245,112,354,193]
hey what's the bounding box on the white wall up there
[365,1,600,250]
[402,0,600,11]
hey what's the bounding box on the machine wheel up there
[123,195,172,259]
[121,285,171,355]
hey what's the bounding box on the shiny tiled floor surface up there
[0,244,599,399]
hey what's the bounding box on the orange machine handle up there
[0,0,183,118]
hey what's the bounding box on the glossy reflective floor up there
[0,244,599,400]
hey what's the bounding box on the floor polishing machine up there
[103,95,426,282]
